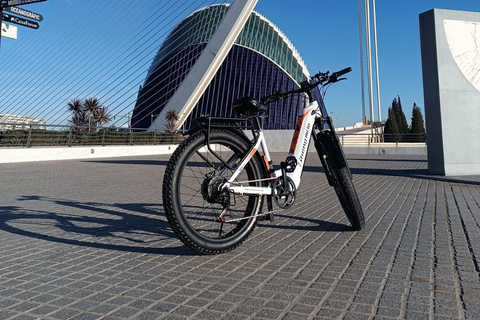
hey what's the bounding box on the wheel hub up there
[201,176,229,205]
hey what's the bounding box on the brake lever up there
[324,77,347,86]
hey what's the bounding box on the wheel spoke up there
[163,130,262,254]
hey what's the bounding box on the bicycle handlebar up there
[261,67,352,103]
[331,67,352,80]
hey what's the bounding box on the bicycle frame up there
[225,100,321,196]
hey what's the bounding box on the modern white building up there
[0,114,47,130]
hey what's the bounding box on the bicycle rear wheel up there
[162,129,264,254]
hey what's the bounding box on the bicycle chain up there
[224,210,278,223]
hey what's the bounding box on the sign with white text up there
[4,6,42,21]
[2,12,39,29]
[1,0,47,8]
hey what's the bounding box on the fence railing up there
[0,122,426,148]
[0,123,182,148]
[337,133,427,146]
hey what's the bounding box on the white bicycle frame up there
[225,100,322,196]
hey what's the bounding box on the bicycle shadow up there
[0,196,196,255]
[264,213,353,232]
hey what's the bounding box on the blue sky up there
[1,0,480,128]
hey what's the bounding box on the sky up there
[1,0,480,128]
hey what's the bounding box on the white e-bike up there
[162,67,365,254]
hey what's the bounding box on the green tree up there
[164,110,180,133]
[384,106,399,142]
[68,98,110,131]
[393,96,408,134]
[410,103,425,142]
[384,96,409,142]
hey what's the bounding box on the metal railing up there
[0,123,183,148]
[337,133,427,146]
[0,122,427,148]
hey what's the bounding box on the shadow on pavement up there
[303,166,480,186]
[83,160,170,166]
[268,213,353,232]
[0,196,197,255]
[348,158,427,163]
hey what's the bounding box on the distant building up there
[131,4,324,131]
[0,114,47,130]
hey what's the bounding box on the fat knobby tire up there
[318,131,365,231]
[333,166,365,230]
[162,129,263,254]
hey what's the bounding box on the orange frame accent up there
[289,111,309,154]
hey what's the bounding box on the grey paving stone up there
[49,308,81,320]
[343,313,372,320]
[316,308,343,318]
[1,154,479,320]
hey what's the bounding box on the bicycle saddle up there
[232,97,268,116]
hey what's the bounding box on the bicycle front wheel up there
[162,129,264,254]
[316,131,365,230]
[333,166,365,230]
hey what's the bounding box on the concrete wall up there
[0,145,177,164]
[420,9,480,175]
[244,130,426,155]
[0,131,426,164]
[0,129,428,164]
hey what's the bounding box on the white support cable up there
[45,0,207,126]
[0,0,90,70]
[10,0,211,126]
[364,0,375,123]
[58,0,224,129]
[92,25,215,128]
[358,0,366,123]
[372,0,382,124]
[0,0,125,122]
[0,0,258,132]
[0,0,112,100]
[108,44,208,128]
[55,0,219,128]
[2,0,145,119]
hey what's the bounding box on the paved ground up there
[0,153,479,320]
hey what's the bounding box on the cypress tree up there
[410,103,425,142]
[394,96,409,134]
[384,105,399,142]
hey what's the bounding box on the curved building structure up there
[131,4,324,130]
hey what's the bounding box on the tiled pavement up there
[0,153,479,319]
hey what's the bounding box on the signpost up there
[2,12,39,29]
[1,0,47,7]
[0,0,45,48]
[4,6,42,21]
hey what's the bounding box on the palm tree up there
[165,110,180,123]
[68,99,86,130]
[67,99,83,114]
[67,97,109,132]
[165,110,179,133]
[96,106,111,126]
[84,97,101,131]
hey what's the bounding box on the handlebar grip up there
[332,67,352,78]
